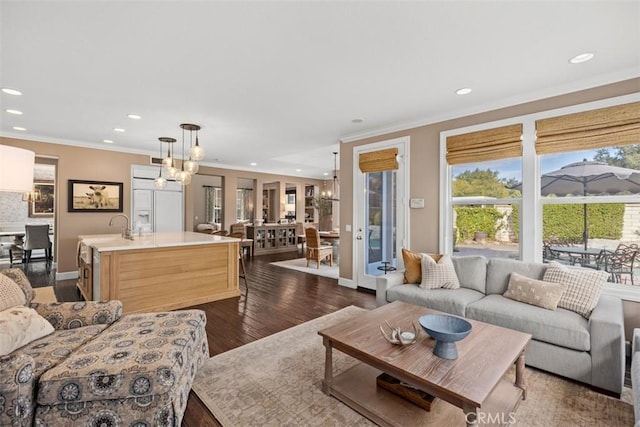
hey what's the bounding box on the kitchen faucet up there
[109,214,133,240]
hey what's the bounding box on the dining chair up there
[229,232,249,293]
[10,224,52,265]
[295,222,306,253]
[604,243,639,285]
[304,227,332,269]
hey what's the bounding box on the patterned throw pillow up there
[0,274,27,311]
[543,262,609,318]
[503,272,567,310]
[420,254,460,290]
[0,268,35,305]
[0,306,54,356]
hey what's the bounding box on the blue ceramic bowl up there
[418,314,472,359]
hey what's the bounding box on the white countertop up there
[79,231,240,252]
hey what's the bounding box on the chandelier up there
[159,123,205,187]
[321,151,339,201]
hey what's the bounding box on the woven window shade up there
[446,124,523,165]
[536,102,640,155]
[359,148,398,173]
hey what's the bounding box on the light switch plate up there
[410,198,425,209]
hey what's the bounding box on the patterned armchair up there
[0,268,208,426]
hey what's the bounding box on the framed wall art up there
[68,180,123,212]
[28,182,55,218]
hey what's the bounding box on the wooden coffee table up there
[318,301,531,426]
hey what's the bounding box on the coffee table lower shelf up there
[329,363,523,427]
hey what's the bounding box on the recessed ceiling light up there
[352,118,364,124]
[295,169,302,172]
[12,126,26,131]
[5,109,23,115]
[250,162,257,166]
[127,114,142,120]
[569,53,594,64]
[2,88,22,96]
[455,88,472,95]
[103,139,114,144]
[323,172,329,176]
[113,128,125,132]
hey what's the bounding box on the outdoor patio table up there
[549,246,610,268]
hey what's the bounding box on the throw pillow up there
[0,306,54,356]
[503,272,567,310]
[0,268,35,305]
[402,248,422,284]
[543,262,609,318]
[0,274,27,311]
[402,248,443,284]
[420,254,460,290]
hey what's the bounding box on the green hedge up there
[543,203,624,242]
[454,206,504,241]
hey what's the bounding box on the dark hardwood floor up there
[13,251,376,426]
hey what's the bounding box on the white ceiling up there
[1,1,639,179]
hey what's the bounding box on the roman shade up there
[446,124,523,165]
[536,102,640,155]
[359,148,398,173]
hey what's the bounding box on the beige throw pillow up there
[0,274,27,311]
[543,262,608,318]
[0,306,55,356]
[420,254,460,290]
[402,248,444,284]
[503,272,567,310]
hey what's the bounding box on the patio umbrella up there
[512,159,640,249]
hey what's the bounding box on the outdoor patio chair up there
[604,243,639,286]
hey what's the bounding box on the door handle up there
[356,236,362,240]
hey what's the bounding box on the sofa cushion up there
[452,256,487,294]
[486,258,547,295]
[0,274,26,310]
[543,262,608,318]
[0,307,54,356]
[420,254,460,289]
[387,284,484,317]
[503,272,567,310]
[37,309,208,405]
[466,294,590,352]
[21,324,108,377]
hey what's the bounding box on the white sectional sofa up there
[376,256,625,395]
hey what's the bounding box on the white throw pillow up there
[0,274,27,311]
[543,262,609,318]
[0,306,55,356]
[420,254,460,290]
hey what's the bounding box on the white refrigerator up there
[132,166,184,233]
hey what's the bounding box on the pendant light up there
[162,137,178,178]
[182,124,200,175]
[190,125,205,161]
[321,152,339,201]
[175,125,192,186]
[155,138,172,189]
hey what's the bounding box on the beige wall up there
[1,137,323,273]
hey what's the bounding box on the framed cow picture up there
[68,180,123,212]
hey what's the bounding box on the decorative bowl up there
[418,314,472,359]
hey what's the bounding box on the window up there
[445,124,523,260]
[205,186,222,224]
[441,95,640,298]
[236,189,254,221]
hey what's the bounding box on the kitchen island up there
[78,232,239,314]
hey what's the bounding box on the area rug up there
[270,257,338,279]
[32,286,57,303]
[191,306,634,426]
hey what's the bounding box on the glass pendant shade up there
[190,135,205,160]
[154,175,168,189]
[167,161,178,178]
[162,156,173,170]
[183,158,199,174]
[175,169,191,186]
